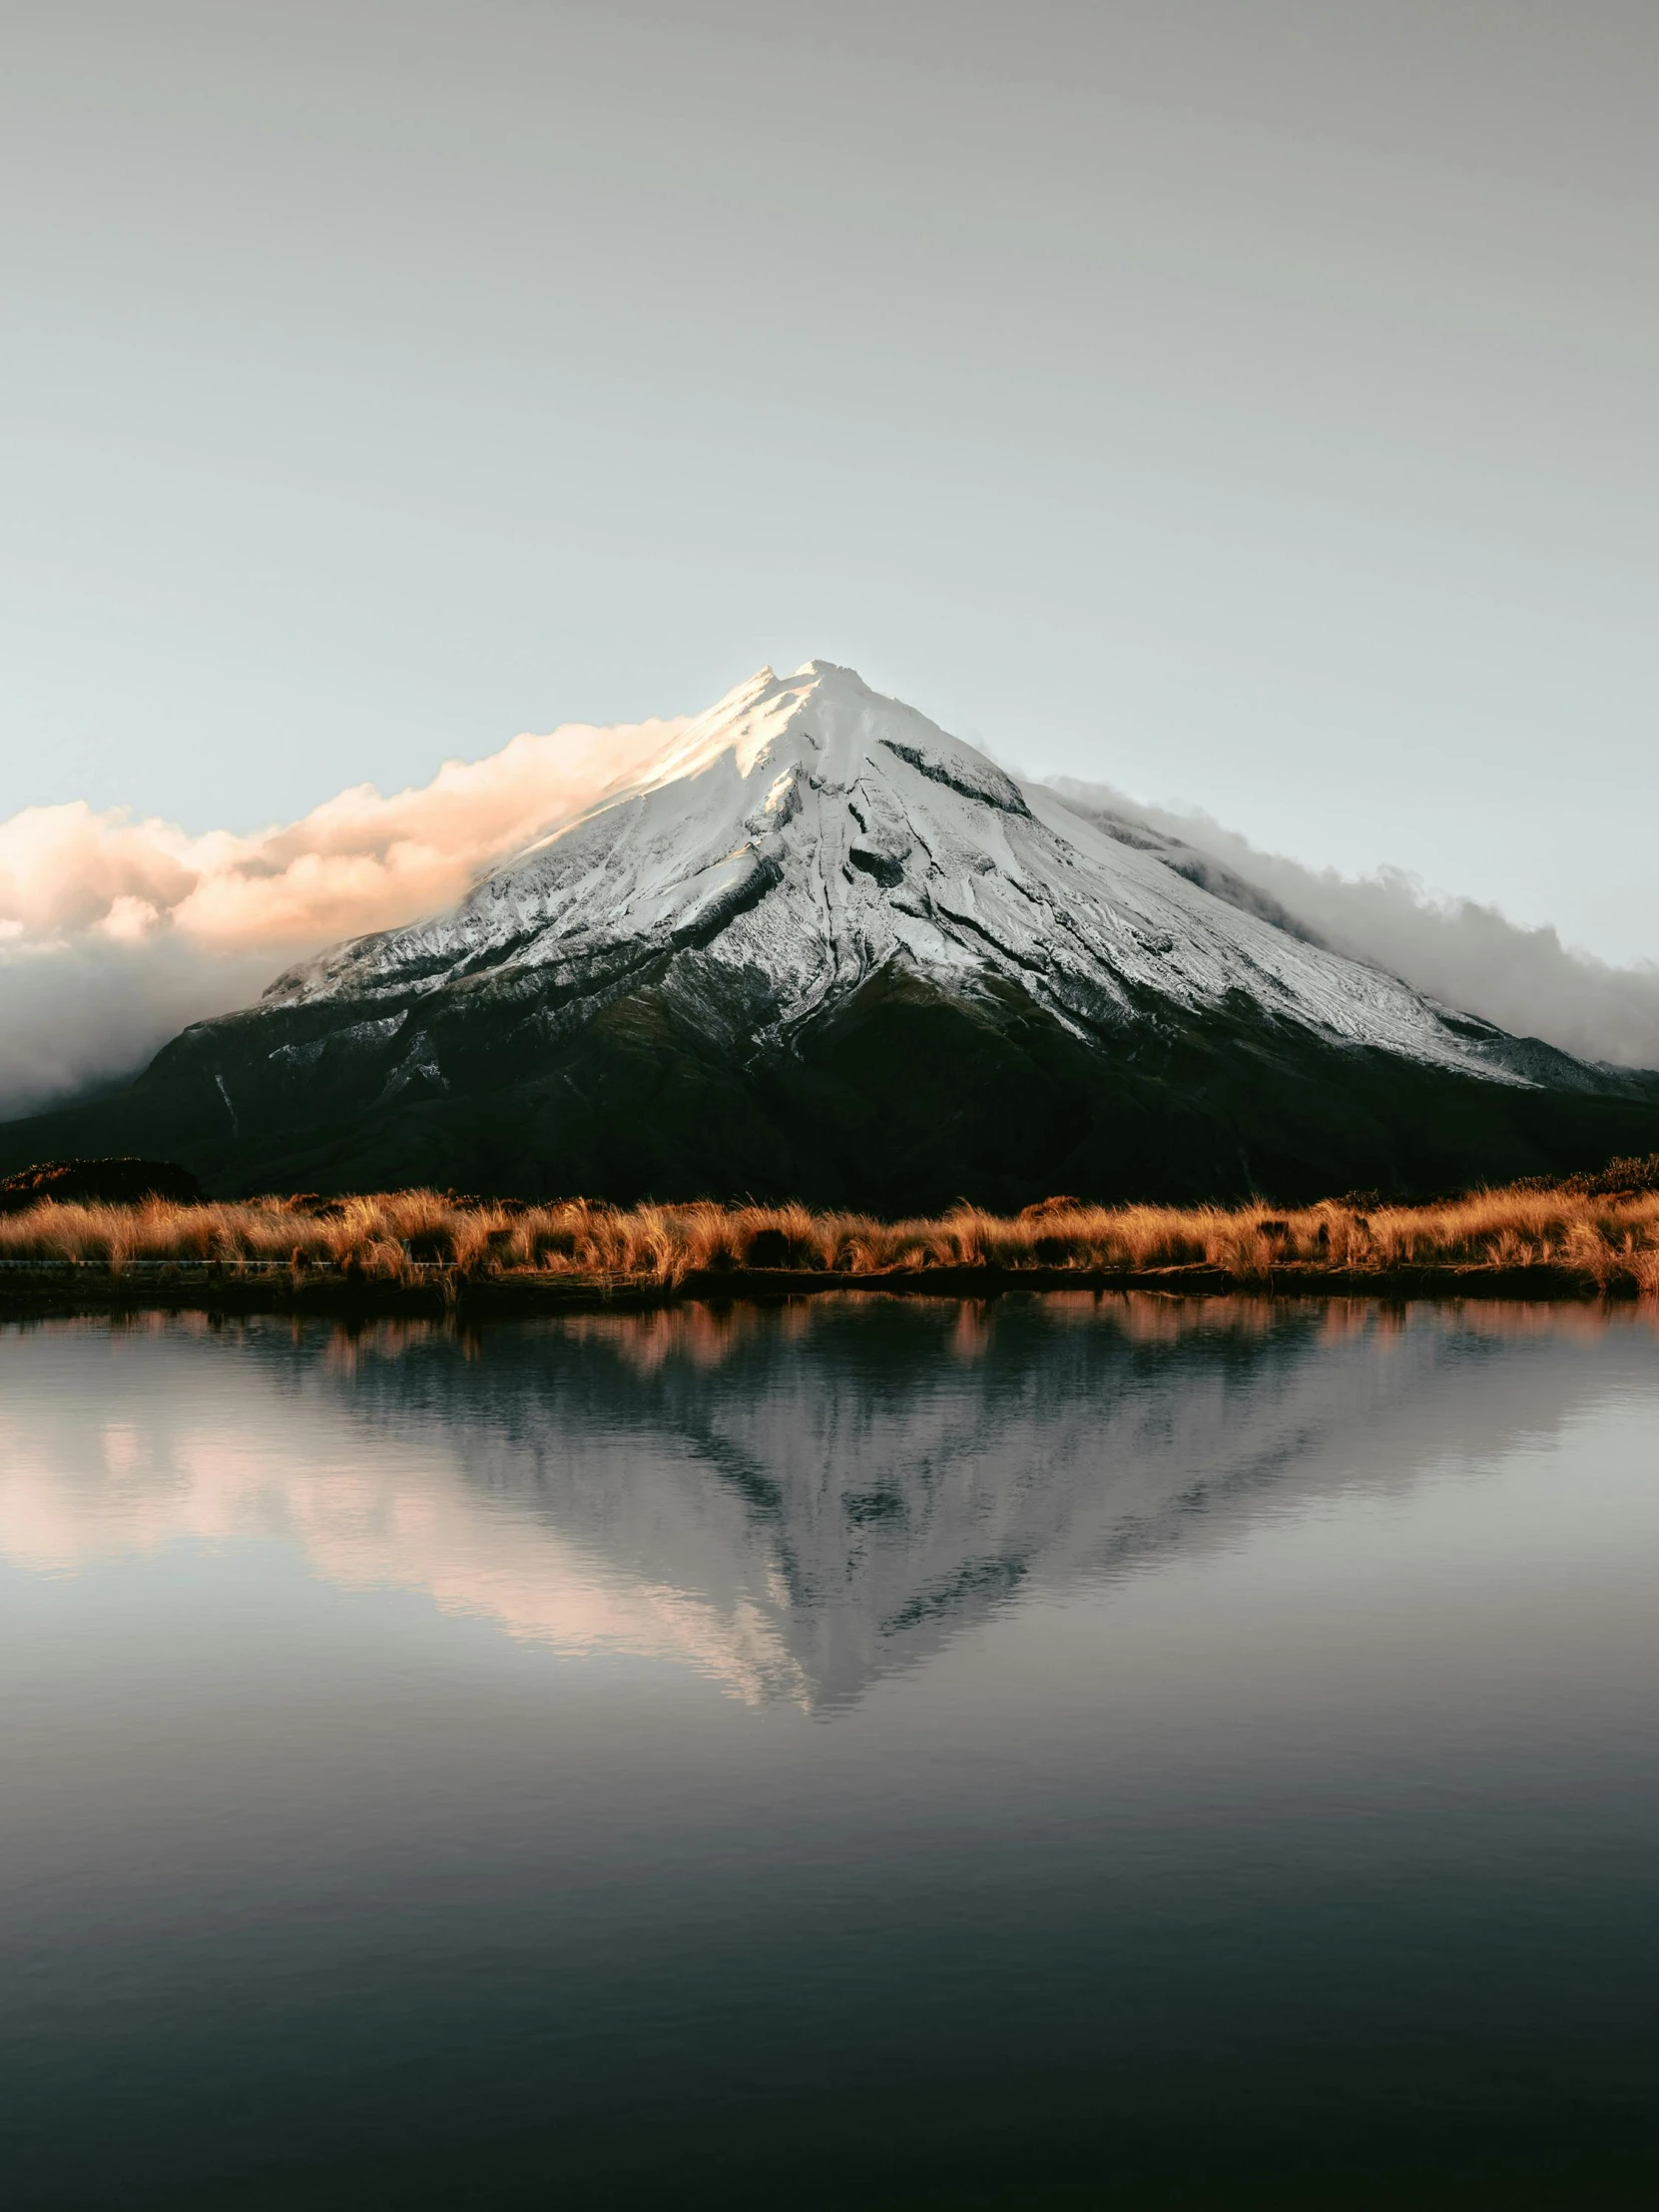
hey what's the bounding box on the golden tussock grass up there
[2,1182,1658,1294]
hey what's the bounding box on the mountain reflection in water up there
[5,1293,1652,1714]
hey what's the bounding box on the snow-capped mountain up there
[3,662,1654,1203]
[266,662,1528,1082]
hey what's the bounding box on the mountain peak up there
[623,658,1011,814]
[266,663,1532,1099]
[13,660,1653,1206]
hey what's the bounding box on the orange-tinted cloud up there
[0,713,681,1113]
[0,715,679,951]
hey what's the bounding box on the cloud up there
[1051,779,1659,1074]
[0,715,680,1116]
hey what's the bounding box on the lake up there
[3,1294,1658,2206]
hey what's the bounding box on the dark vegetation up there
[0,1157,203,1216]
[3,960,1659,1215]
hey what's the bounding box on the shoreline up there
[0,1257,1647,1322]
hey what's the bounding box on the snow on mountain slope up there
[266,662,1530,1084]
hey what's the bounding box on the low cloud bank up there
[0,716,678,1117]
[1053,779,1659,1074]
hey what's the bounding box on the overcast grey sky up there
[4,0,1657,960]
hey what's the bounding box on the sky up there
[3,0,1658,967]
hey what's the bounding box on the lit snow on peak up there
[265,661,1535,1085]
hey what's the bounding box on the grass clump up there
[1,1179,1658,1295]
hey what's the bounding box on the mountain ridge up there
[257,662,1557,1080]
[3,661,1655,1206]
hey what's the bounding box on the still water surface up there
[3,1295,1659,2206]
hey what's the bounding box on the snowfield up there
[267,661,1532,1086]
